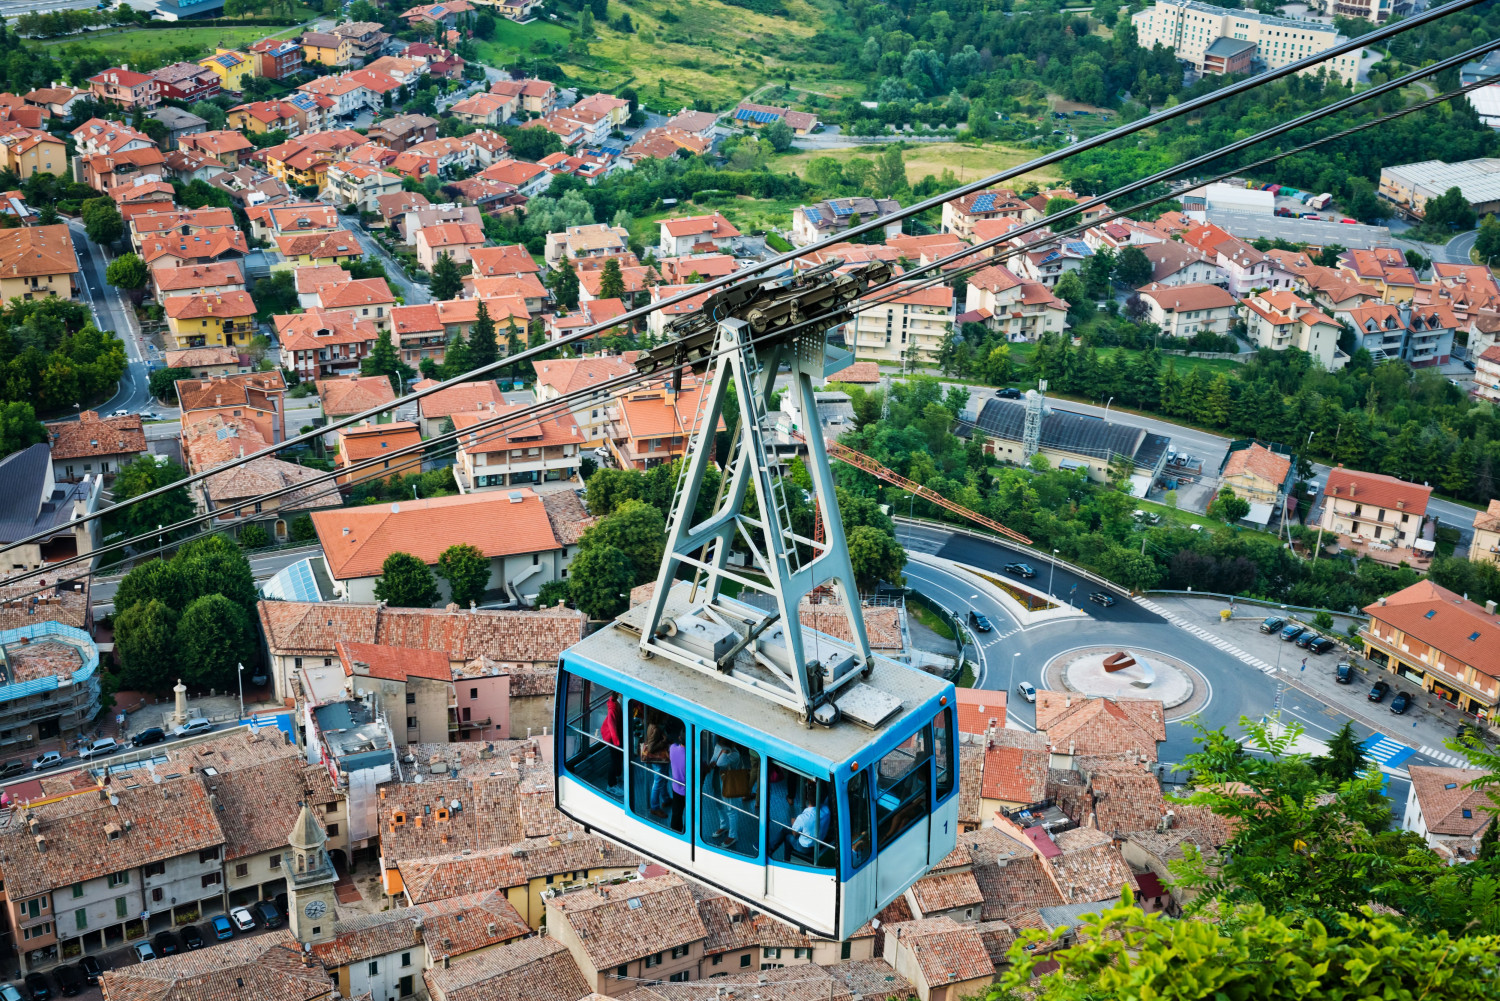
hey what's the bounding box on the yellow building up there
[0,224,78,300]
[263,139,338,190]
[1470,500,1500,567]
[199,49,254,93]
[301,31,353,68]
[0,129,67,179]
[163,290,259,349]
[1218,442,1292,507]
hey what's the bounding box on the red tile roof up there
[417,380,507,420]
[337,639,451,681]
[1365,580,1500,681]
[316,374,396,417]
[954,687,1005,735]
[1324,466,1432,517]
[1222,443,1291,486]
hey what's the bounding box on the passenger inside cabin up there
[701,732,760,857]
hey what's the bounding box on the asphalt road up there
[66,219,161,420]
[1447,229,1479,265]
[350,223,431,305]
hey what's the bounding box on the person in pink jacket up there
[600,692,623,793]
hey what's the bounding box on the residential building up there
[416,221,487,269]
[0,619,101,753]
[250,36,305,78]
[479,157,552,196]
[453,405,582,490]
[573,91,630,127]
[0,225,77,301]
[547,874,707,995]
[659,213,741,256]
[180,415,333,532]
[1034,692,1167,764]
[149,261,245,303]
[228,97,324,136]
[1139,241,1224,287]
[403,0,475,28]
[326,161,404,212]
[23,85,86,118]
[622,126,711,163]
[962,265,1068,342]
[43,410,146,482]
[1134,282,1240,339]
[849,283,954,366]
[140,227,249,270]
[145,106,208,150]
[729,101,817,134]
[791,196,902,247]
[179,129,254,169]
[1363,580,1500,717]
[1131,0,1362,83]
[1217,441,1293,512]
[941,188,1039,242]
[303,31,354,68]
[164,345,246,378]
[367,112,439,150]
[1318,466,1433,555]
[175,371,288,445]
[150,61,220,103]
[1403,765,1491,861]
[489,77,556,116]
[163,290,258,351]
[544,222,630,269]
[275,229,363,267]
[70,117,154,157]
[80,146,166,193]
[424,936,590,1001]
[99,933,336,1000]
[1243,290,1345,370]
[87,66,160,109]
[882,918,994,1001]
[414,379,507,437]
[0,444,101,574]
[1470,500,1500,566]
[0,126,65,179]
[451,91,515,126]
[470,243,542,278]
[331,21,390,64]
[397,202,481,245]
[1379,158,1500,221]
[607,374,719,471]
[309,489,572,604]
[335,420,423,486]
[132,206,237,250]
[1334,301,1457,367]
[276,309,380,381]
[532,355,635,448]
[336,639,451,746]
[578,264,656,306]
[316,373,397,421]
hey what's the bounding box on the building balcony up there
[1360,628,1494,706]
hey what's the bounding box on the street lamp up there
[1048,549,1059,598]
[1103,397,1114,419]
[236,662,245,721]
[1009,651,1020,696]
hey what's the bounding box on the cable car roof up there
[564,583,950,771]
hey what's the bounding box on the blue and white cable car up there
[553,274,959,939]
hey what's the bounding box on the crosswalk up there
[1135,598,1278,674]
[1361,733,1416,770]
[1417,745,1476,767]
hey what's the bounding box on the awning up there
[1415,538,1437,552]
[1243,502,1274,526]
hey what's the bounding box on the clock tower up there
[284,803,338,945]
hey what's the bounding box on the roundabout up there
[1041,645,1210,720]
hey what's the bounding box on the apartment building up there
[150,61,221,102]
[1218,442,1292,508]
[1471,500,1500,567]
[963,265,1068,342]
[941,188,1038,242]
[250,36,305,78]
[43,410,146,481]
[1135,282,1240,338]
[336,640,451,747]
[335,420,424,486]
[659,213,740,256]
[1131,0,1362,85]
[0,619,101,755]
[546,874,707,995]
[0,224,77,301]
[1318,466,1432,552]
[452,404,583,490]
[544,222,630,268]
[176,371,287,445]
[532,355,636,449]
[849,283,954,366]
[163,290,258,351]
[1243,290,1344,370]
[791,196,903,247]
[87,66,160,109]
[1362,580,1500,717]
[607,375,719,471]
[1403,765,1492,859]
[1334,301,1458,368]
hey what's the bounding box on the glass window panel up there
[627,700,688,835]
[699,730,761,858]
[934,707,954,802]
[562,671,623,802]
[848,770,873,869]
[767,759,837,869]
[875,726,931,851]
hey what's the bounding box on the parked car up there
[997,387,1022,399]
[211,915,234,941]
[1003,562,1036,578]
[1295,631,1318,649]
[180,925,204,951]
[31,751,61,771]
[1465,359,1478,371]
[23,972,51,1000]
[230,907,257,933]
[252,900,284,929]
[1260,617,1285,633]
[132,727,166,747]
[1335,662,1354,684]
[78,738,119,760]
[152,931,180,957]
[52,964,83,997]
[76,956,104,985]
[1369,680,1390,703]
[1309,637,1336,655]
[968,611,992,632]
[1088,592,1116,607]
[171,718,213,738]
[1016,680,1037,703]
[0,758,27,778]
[133,942,156,963]
[0,983,22,1001]
[1280,624,1306,642]
[1391,691,1412,715]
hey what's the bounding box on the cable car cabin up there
[553,589,958,941]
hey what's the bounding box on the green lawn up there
[42,25,292,71]
[907,599,955,640]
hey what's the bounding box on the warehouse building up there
[963,398,1172,496]
[1378,158,1500,221]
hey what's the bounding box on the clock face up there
[304,900,327,919]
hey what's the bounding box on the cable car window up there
[848,769,873,869]
[562,674,623,802]
[700,731,761,858]
[767,760,836,869]
[933,707,954,802]
[628,701,687,834]
[875,728,931,850]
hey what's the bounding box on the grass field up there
[41,25,291,70]
[773,142,1062,188]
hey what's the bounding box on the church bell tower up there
[284,803,338,945]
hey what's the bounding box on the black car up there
[253,900,284,929]
[1089,592,1117,607]
[1295,630,1318,649]
[1003,562,1036,578]
[152,931,180,957]
[997,387,1022,400]
[0,758,26,778]
[131,727,166,748]
[76,956,104,986]
[1391,691,1412,715]
[180,925,204,951]
[1280,624,1306,642]
[23,972,51,1001]
[1260,617,1285,633]
[51,965,82,998]
[1369,680,1391,703]
[1335,662,1354,684]
[1309,637,1336,655]
[968,611,992,632]
[1465,359,1478,371]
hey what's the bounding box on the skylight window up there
[1425,609,1436,618]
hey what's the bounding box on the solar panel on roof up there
[831,203,853,216]
[215,426,237,441]
[804,208,821,224]
[971,193,997,213]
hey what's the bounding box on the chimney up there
[1488,600,1497,616]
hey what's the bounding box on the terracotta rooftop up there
[954,687,1005,736]
[151,261,244,293]
[884,916,994,984]
[1324,466,1431,517]
[661,212,740,239]
[315,374,396,417]
[97,930,333,1001]
[832,361,881,384]
[257,600,583,662]
[548,874,706,969]
[0,223,77,278]
[417,380,507,420]
[452,405,582,453]
[1047,827,1137,904]
[422,936,590,1001]
[1407,765,1491,838]
[1034,693,1166,762]
[470,244,541,276]
[532,355,635,396]
[175,729,308,861]
[337,639,451,682]
[980,729,1051,804]
[1364,580,1500,680]
[1223,443,1291,487]
[44,410,145,461]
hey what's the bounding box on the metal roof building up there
[962,398,1172,494]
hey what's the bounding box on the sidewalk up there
[1140,595,1476,765]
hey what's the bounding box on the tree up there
[175,535,259,611]
[550,256,580,310]
[0,401,46,459]
[1113,245,1152,288]
[81,196,123,246]
[114,598,179,690]
[763,119,794,152]
[536,578,571,608]
[112,456,194,542]
[1045,196,1078,217]
[873,145,905,199]
[176,594,256,689]
[373,551,441,607]
[847,525,906,590]
[104,253,148,299]
[237,523,270,550]
[579,499,664,583]
[148,367,194,404]
[1477,214,1500,265]
[597,257,626,301]
[1423,185,1475,233]
[252,270,298,317]
[1317,720,1366,784]
[467,300,498,373]
[1054,271,1091,323]
[290,514,318,542]
[114,558,194,614]
[361,329,403,386]
[435,542,490,608]
[429,252,463,300]
[567,544,634,619]
[1314,243,1346,267]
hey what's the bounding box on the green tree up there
[434,542,490,608]
[82,197,123,246]
[237,523,271,550]
[847,525,906,590]
[1207,487,1250,523]
[762,119,794,153]
[1423,185,1476,233]
[468,300,498,373]
[104,252,148,298]
[872,145,906,199]
[550,256,581,310]
[579,499,664,583]
[1053,271,1091,323]
[1317,720,1367,784]
[176,594,257,690]
[429,252,463,300]
[1045,196,1078,217]
[114,558,194,614]
[440,330,473,379]
[597,257,626,301]
[1477,214,1500,265]
[1113,245,1152,288]
[0,401,47,459]
[114,598,180,690]
[568,544,634,620]
[536,578,571,608]
[148,367,193,403]
[112,456,194,543]
[360,329,403,385]
[290,514,318,542]
[174,534,259,611]
[373,551,441,607]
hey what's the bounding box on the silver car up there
[1016,681,1037,703]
